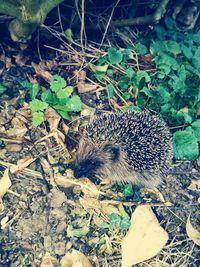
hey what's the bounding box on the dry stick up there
[100,0,121,48]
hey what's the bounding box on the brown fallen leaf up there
[5,143,22,152]
[0,169,12,198]
[77,81,98,93]
[121,205,169,267]
[32,62,52,82]
[60,250,92,267]
[45,107,61,131]
[186,215,200,246]
[0,198,4,213]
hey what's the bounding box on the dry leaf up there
[32,62,52,82]
[140,188,166,202]
[5,143,22,152]
[121,205,168,267]
[187,179,200,191]
[78,178,100,198]
[40,252,60,267]
[45,107,61,131]
[60,250,92,267]
[186,215,200,246]
[10,158,35,174]
[0,169,12,198]
[77,81,98,93]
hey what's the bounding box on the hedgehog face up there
[74,138,121,179]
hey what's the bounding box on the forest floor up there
[0,35,199,267]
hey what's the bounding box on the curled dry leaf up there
[40,252,60,267]
[60,250,92,267]
[186,215,200,246]
[121,205,169,267]
[0,169,12,198]
[45,107,61,131]
[32,62,52,82]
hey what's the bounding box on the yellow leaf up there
[186,215,200,246]
[60,250,92,267]
[121,205,168,267]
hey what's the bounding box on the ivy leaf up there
[192,47,200,70]
[108,48,123,64]
[126,68,135,79]
[135,43,148,55]
[173,127,199,160]
[32,111,44,126]
[123,184,134,197]
[56,110,72,121]
[191,120,200,141]
[29,84,40,99]
[29,99,48,112]
[165,40,181,54]
[181,44,193,59]
[50,75,67,93]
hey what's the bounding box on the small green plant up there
[101,213,131,231]
[20,75,82,126]
[91,18,200,160]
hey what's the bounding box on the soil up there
[0,38,199,267]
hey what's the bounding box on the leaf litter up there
[0,35,199,267]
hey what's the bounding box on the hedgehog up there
[74,110,173,187]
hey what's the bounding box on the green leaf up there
[122,92,130,100]
[192,47,200,70]
[108,47,123,64]
[41,90,57,105]
[32,111,44,126]
[29,99,48,112]
[64,28,74,43]
[165,40,181,54]
[56,86,74,99]
[109,213,121,225]
[107,69,113,77]
[135,43,148,55]
[18,80,32,90]
[181,44,193,59]
[126,68,135,79]
[191,120,200,141]
[136,71,150,84]
[173,127,199,160]
[120,218,131,230]
[56,110,72,121]
[50,75,67,93]
[29,84,40,99]
[107,84,115,98]
[123,184,134,197]
[94,65,108,72]
[66,95,82,112]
